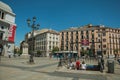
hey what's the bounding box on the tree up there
[37,50,42,57]
[18,50,22,56]
[114,49,119,54]
[52,46,59,54]
[81,49,85,56]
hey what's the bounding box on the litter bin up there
[107,60,114,73]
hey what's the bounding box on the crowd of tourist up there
[67,60,87,70]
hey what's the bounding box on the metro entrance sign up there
[81,39,89,46]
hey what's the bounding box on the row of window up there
[36,46,56,50]
[63,33,107,40]
[36,46,46,50]
[61,38,120,45]
[109,34,120,38]
[61,44,109,50]
[62,30,120,38]
[109,29,120,32]
[49,36,58,40]
[36,41,58,45]
[36,41,47,45]
[36,36,59,41]
[62,28,114,35]
[110,39,120,43]
[62,30,94,35]
[63,33,106,39]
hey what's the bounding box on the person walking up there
[0,45,3,61]
[0,47,2,61]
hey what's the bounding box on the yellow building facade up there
[60,24,120,57]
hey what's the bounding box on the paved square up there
[0,57,120,80]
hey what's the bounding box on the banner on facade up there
[81,39,89,46]
[8,25,16,42]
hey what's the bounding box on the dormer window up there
[2,12,4,19]
[0,11,5,19]
[0,25,5,29]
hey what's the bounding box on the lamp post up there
[26,16,40,63]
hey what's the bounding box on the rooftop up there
[0,1,15,14]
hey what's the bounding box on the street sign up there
[81,39,89,46]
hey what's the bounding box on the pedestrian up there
[99,56,104,72]
[76,60,80,70]
[58,58,62,67]
[101,57,104,69]
[68,60,73,69]
[0,49,2,61]
[81,61,87,70]
[56,53,59,60]
[0,46,3,61]
[117,56,120,65]
[49,53,52,59]
[8,51,11,58]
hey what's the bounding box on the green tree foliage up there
[52,46,59,54]
[114,49,119,53]
[81,49,89,55]
[17,50,22,56]
[37,50,42,56]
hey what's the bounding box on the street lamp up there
[26,16,40,63]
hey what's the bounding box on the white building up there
[0,1,16,56]
[35,29,60,57]
[25,29,60,57]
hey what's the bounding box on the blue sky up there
[1,0,120,46]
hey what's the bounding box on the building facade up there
[60,24,120,57]
[35,29,60,57]
[25,29,49,55]
[0,1,16,56]
[25,29,60,57]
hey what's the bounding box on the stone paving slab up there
[0,57,120,80]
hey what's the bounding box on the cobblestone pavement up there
[0,56,120,80]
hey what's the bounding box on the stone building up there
[60,24,120,57]
[25,29,60,57]
[0,1,16,56]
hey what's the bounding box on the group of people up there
[68,60,87,70]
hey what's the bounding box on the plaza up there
[0,56,120,80]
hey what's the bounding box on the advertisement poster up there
[8,25,16,42]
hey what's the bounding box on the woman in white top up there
[81,61,87,70]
